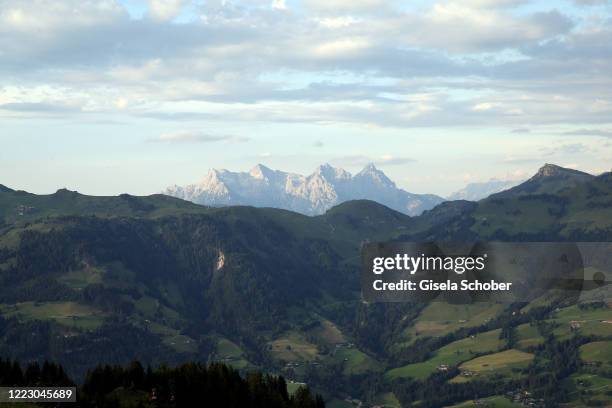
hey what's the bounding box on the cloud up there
[147,0,187,21]
[461,0,528,8]
[313,140,324,148]
[560,129,612,138]
[150,131,250,143]
[501,156,541,165]
[502,141,597,166]
[271,0,287,10]
[402,5,572,52]
[573,0,610,5]
[0,102,81,113]
[332,154,416,167]
[541,143,590,156]
[303,0,388,14]
[0,1,125,32]
[0,0,610,131]
[376,155,417,166]
[511,128,530,133]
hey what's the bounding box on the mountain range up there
[0,163,611,406]
[164,163,444,216]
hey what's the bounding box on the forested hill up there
[0,188,210,224]
[0,164,611,406]
[403,166,612,241]
[0,194,412,379]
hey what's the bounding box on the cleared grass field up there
[555,304,611,322]
[579,341,612,365]
[567,373,612,406]
[402,303,505,345]
[334,347,380,375]
[554,321,612,339]
[451,349,533,383]
[57,266,104,289]
[386,329,503,380]
[445,395,522,407]
[519,290,561,313]
[215,338,251,369]
[269,333,319,362]
[217,338,243,356]
[162,333,197,353]
[286,382,307,395]
[515,323,544,350]
[551,304,612,339]
[327,399,354,408]
[129,317,196,354]
[307,319,346,345]
[373,392,401,407]
[0,301,105,330]
[133,295,181,322]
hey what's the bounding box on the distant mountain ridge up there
[448,179,521,201]
[164,163,444,216]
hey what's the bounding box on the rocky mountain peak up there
[359,163,379,173]
[249,164,274,180]
[536,164,567,177]
[355,163,396,189]
[534,163,592,179]
[200,168,224,184]
[314,163,351,182]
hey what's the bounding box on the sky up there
[0,0,611,197]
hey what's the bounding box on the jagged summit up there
[249,163,275,179]
[315,163,335,173]
[355,163,396,189]
[356,163,383,177]
[360,163,378,172]
[314,163,351,182]
[164,164,444,216]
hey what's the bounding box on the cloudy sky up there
[1,0,611,196]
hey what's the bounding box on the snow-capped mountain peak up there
[313,163,351,182]
[163,164,445,216]
[249,164,274,180]
[354,163,396,189]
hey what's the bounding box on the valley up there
[0,164,611,407]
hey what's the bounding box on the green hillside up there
[403,167,612,241]
[0,164,611,406]
[0,188,211,225]
[386,328,503,380]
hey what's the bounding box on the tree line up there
[0,358,325,408]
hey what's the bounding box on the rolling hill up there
[0,163,610,406]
